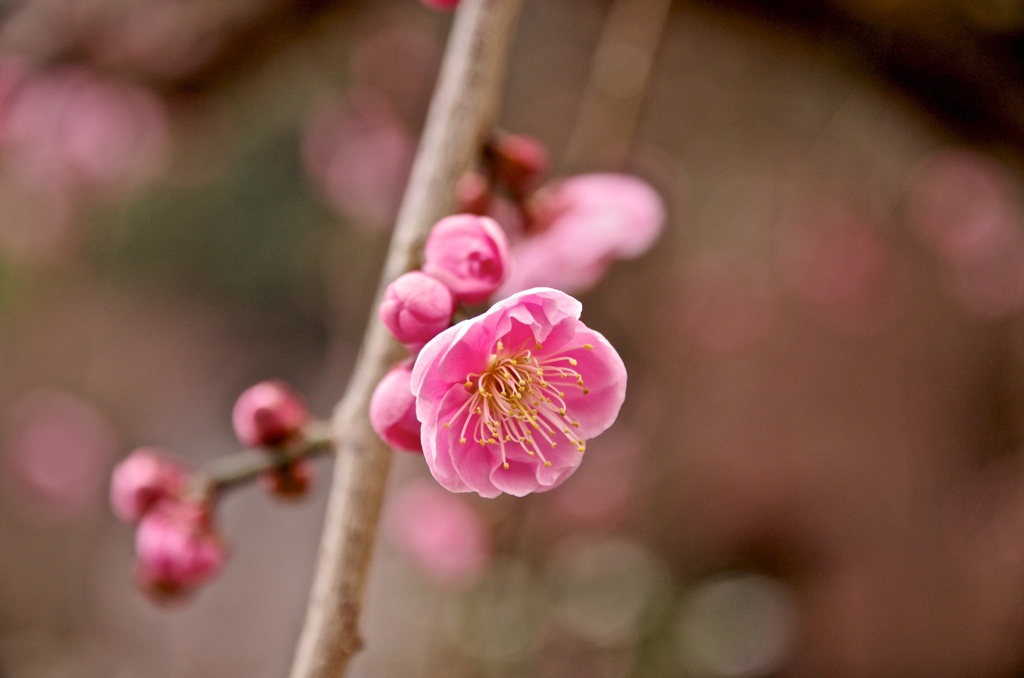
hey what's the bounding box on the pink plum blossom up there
[379,271,455,350]
[231,380,310,447]
[386,480,489,586]
[370,363,422,453]
[497,173,665,297]
[410,287,626,498]
[423,214,510,304]
[135,498,226,597]
[110,447,188,524]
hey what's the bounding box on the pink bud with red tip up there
[370,362,421,453]
[423,214,509,304]
[490,133,548,197]
[110,447,188,524]
[380,271,455,350]
[135,499,226,598]
[231,380,309,447]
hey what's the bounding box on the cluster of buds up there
[459,133,666,297]
[111,380,316,599]
[232,380,313,498]
[371,214,510,453]
[457,132,550,217]
[109,448,224,599]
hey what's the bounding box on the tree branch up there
[287,1,525,676]
[562,0,674,171]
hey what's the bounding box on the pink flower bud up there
[110,447,188,524]
[490,133,549,197]
[379,271,455,350]
[369,363,421,453]
[135,499,226,597]
[419,0,460,10]
[423,214,509,304]
[231,380,309,447]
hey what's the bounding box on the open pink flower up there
[498,173,665,296]
[410,288,626,498]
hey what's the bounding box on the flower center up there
[444,339,593,470]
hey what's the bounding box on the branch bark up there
[562,0,674,171]
[287,1,525,676]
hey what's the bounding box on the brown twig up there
[286,1,525,676]
[561,0,674,171]
[187,421,335,497]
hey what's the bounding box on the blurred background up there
[3,0,1024,675]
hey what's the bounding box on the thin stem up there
[187,421,335,497]
[287,1,525,677]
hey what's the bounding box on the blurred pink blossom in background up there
[0,66,169,198]
[302,90,415,227]
[386,480,489,586]
[778,205,908,335]
[907,148,1024,318]
[498,173,664,296]
[2,388,117,523]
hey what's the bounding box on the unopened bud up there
[135,499,226,598]
[370,363,421,453]
[380,271,455,351]
[110,447,188,524]
[231,380,309,447]
[423,214,509,304]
